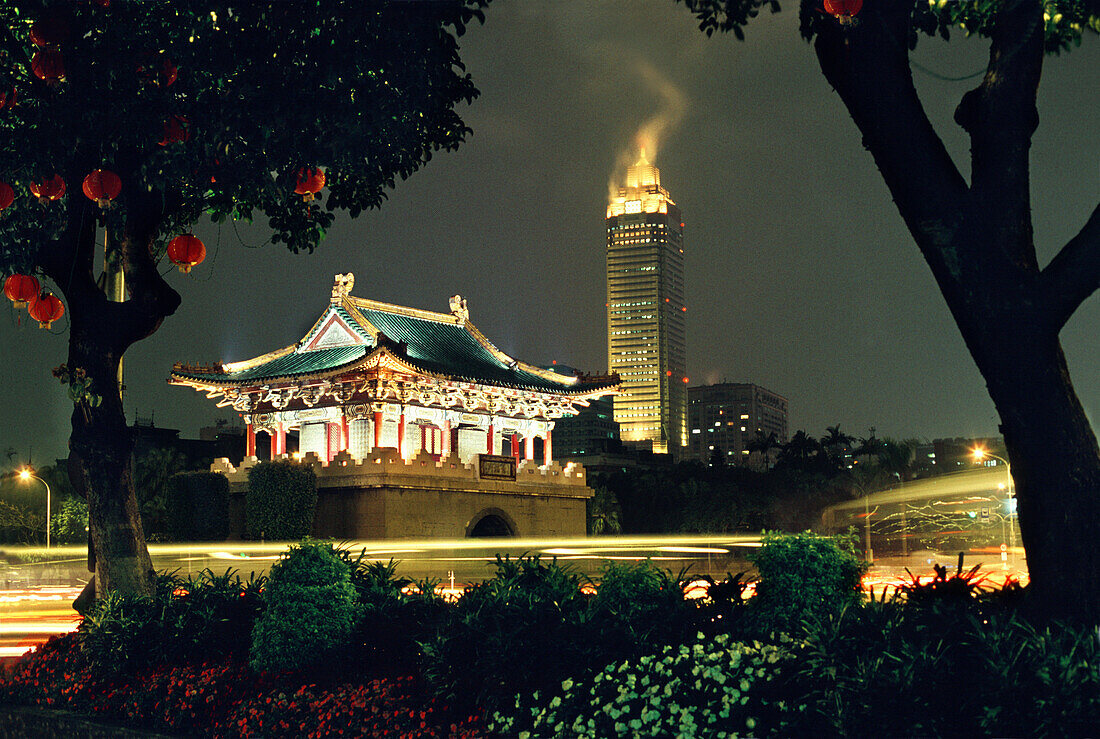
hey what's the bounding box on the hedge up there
[245,460,317,540]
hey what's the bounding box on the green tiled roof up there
[358,307,606,393]
[174,345,368,383]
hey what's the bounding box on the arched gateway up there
[171,274,618,540]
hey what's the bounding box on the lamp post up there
[972,447,1015,569]
[18,468,51,549]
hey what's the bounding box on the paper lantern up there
[28,290,64,329]
[294,167,326,201]
[82,169,122,208]
[167,234,206,273]
[0,181,13,211]
[824,0,863,24]
[158,115,190,146]
[31,49,65,84]
[29,175,66,204]
[4,274,39,309]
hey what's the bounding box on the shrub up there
[249,539,361,674]
[49,495,89,544]
[587,561,698,659]
[747,530,866,634]
[165,472,230,541]
[490,632,792,738]
[420,555,592,712]
[245,460,317,540]
[78,569,265,673]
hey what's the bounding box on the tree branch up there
[114,189,181,350]
[813,1,972,296]
[954,0,1045,274]
[1041,202,1100,331]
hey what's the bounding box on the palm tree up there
[820,425,855,469]
[746,430,781,469]
[781,430,821,465]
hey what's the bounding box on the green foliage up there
[79,568,265,673]
[0,0,489,265]
[747,531,867,634]
[164,471,229,541]
[49,495,88,544]
[490,632,792,738]
[420,554,592,711]
[245,460,317,540]
[249,539,361,674]
[676,0,1098,52]
[588,561,698,657]
[783,600,1100,736]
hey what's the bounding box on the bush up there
[587,561,698,659]
[245,460,317,540]
[249,539,361,674]
[784,599,1100,737]
[490,632,792,738]
[420,555,592,712]
[78,569,265,673]
[747,530,866,634]
[49,495,89,544]
[165,472,230,541]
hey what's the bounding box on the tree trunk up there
[67,295,154,598]
[970,323,1100,621]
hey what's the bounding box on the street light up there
[972,447,1015,569]
[18,467,51,549]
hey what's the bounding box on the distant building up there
[543,364,621,459]
[686,383,789,465]
[131,415,243,469]
[606,152,686,456]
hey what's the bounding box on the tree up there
[676,0,1100,619]
[0,1,487,597]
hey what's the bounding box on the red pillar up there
[510,433,520,460]
[246,423,257,458]
[487,423,494,454]
[373,411,382,450]
[543,429,553,466]
[398,411,406,459]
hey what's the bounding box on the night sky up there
[2,1,1097,467]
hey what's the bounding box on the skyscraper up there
[606,153,686,455]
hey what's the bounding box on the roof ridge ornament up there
[448,294,468,323]
[331,273,355,303]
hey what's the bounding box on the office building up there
[606,152,686,455]
[687,382,789,465]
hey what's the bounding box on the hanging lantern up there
[29,175,66,204]
[167,233,206,273]
[28,290,64,329]
[82,169,122,208]
[138,55,178,87]
[29,15,71,48]
[823,0,863,24]
[0,181,13,212]
[4,274,39,309]
[0,88,16,110]
[158,115,190,146]
[31,49,65,85]
[294,167,325,201]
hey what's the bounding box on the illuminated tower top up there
[607,151,675,218]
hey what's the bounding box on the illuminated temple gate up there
[170,273,618,539]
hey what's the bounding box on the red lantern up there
[158,115,190,146]
[823,0,862,24]
[29,175,66,204]
[0,182,13,211]
[28,290,64,329]
[29,16,71,48]
[294,167,325,201]
[82,169,122,208]
[4,274,39,309]
[138,55,178,87]
[31,50,65,84]
[0,88,16,110]
[167,234,205,273]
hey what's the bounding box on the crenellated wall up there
[213,449,592,540]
